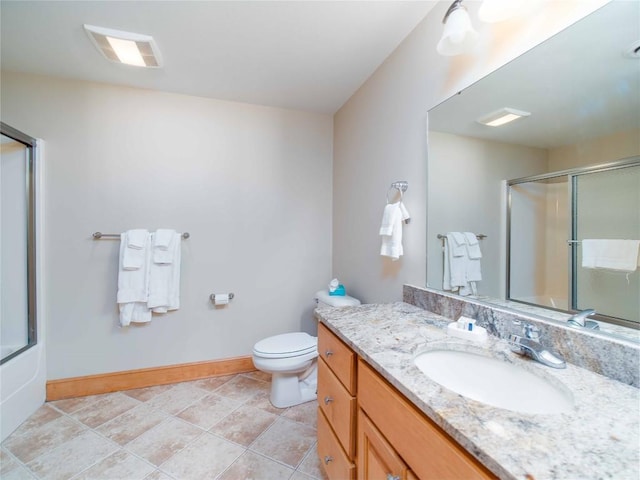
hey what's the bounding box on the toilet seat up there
[253,332,317,359]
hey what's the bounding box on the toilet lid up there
[253,332,317,358]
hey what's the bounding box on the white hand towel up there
[582,239,640,272]
[117,233,152,326]
[449,232,467,257]
[380,202,410,261]
[444,233,467,289]
[463,232,482,259]
[148,232,182,312]
[122,229,149,270]
[153,229,177,264]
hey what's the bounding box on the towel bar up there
[437,233,486,240]
[93,232,190,239]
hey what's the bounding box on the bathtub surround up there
[403,284,640,387]
[1,72,333,380]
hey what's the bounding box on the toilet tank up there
[315,290,361,307]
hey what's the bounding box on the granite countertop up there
[316,302,640,480]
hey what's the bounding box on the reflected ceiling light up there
[476,107,531,127]
[478,0,526,23]
[437,0,478,56]
[84,24,162,68]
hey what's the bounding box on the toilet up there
[252,290,361,408]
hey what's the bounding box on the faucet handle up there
[523,324,540,341]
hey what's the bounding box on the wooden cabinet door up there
[358,409,409,480]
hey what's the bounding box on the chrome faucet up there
[567,309,599,330]
[509,323,566,369]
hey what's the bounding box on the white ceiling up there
[0,1,438,114]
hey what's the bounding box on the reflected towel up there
[463,232,482,259]
[153,229,176,264]
[117,233,152,326]
[122,229,149,270]
[148,232,182,312]
[582,239,640,272]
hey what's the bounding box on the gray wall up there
[1,72,333,379]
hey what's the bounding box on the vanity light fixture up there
[437,0,478,56]
[476,107,531,127]
[84,24,162,68]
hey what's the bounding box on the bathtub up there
[0,342,46,441]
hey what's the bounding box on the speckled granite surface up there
[404,285,640,387]
[316,302,640,480]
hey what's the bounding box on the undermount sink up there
[414,349,574,414]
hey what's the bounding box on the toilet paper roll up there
[214,294,229,305]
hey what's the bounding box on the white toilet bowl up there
[251,291,360,408]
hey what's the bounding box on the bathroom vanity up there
[315,289,640,480]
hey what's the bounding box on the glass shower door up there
[573,163,640,323]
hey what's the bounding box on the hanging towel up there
[380,202,410,261]
[443,232,482,296]
[148,232,182,313]
[463,232,482,259]
[582,239,640,272]
[117,233,152,326]
[153,229,177,264]
[122,229,149,270]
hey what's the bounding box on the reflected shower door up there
[573,164,640,323]
[509,175,570,310]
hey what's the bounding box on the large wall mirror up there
[426,1,639,336]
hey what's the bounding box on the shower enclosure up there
[507,158,640,328]
[0,122,45,442]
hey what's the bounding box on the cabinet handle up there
[386,475,400,480]
[324,396,334,405]
[324,455,333,465]
[325,350,334,357]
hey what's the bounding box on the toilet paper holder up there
[210,293,235,302]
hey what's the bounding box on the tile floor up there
[1,371,329,480]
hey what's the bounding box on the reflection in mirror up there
[426,1,640,339]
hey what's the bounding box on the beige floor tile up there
[243,389,287,415]
[49,393,109,414]
[144,470,176,480]
[96,404,168,445]
[71,392,141,428]
[144,383,210,415]
[125,418,203,466]
[4,405,61,437]
[26,430,118,480]
[177,393,241,429]
[1,463,37,480]
[250,417,317,468]
[190,375,235,392]
[74,449,155,480]
[122,384,174,402]
[297,443,328,480]
[241,370,272,382]
[283,400,318,429]
[159,433,244,480]
[2,415,86,464]
[218,450,294,480]
[1,448,20,475]
[290,472,317,480]
[209,404,278,447]
[214,375,270,402]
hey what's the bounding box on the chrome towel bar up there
[93,232,190,239]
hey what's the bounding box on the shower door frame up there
[507,156,640,330]
[0,122,38,364]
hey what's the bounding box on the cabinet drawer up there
[358,359,496,480]
[318,407,355,480]
[318,357,356,457]
[318,322,356,394]
[358,409,409,480]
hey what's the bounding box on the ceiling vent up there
[84,24,162,68]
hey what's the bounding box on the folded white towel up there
[153,229,177,264]
[117,233,152,326]
[443,233,482,296]
[449,232,466,257]
[148,232,182,312]
[122,229,149,270]
[463,232,482,259]
[444,233,466,290]
[582,239,640,272]
[380,202,410,261]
